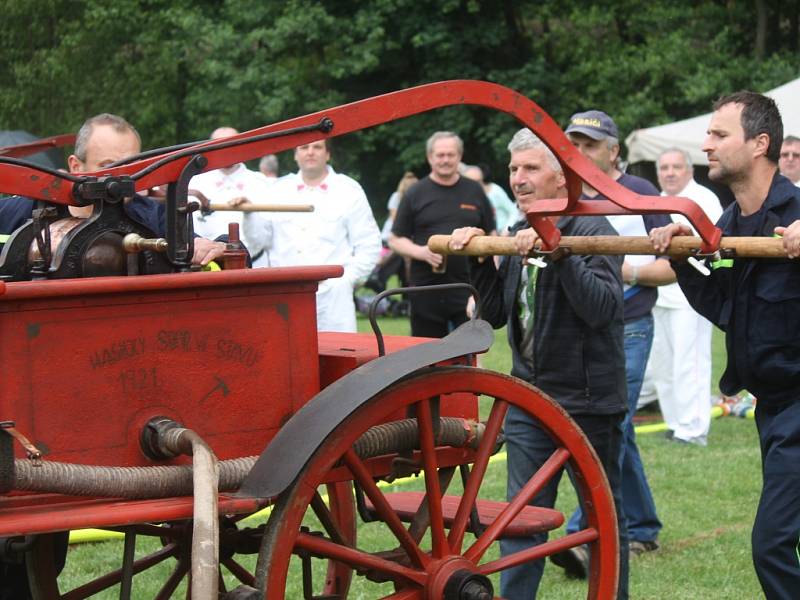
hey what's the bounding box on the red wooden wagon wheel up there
[254,366,619,599]
[23,482,355,598]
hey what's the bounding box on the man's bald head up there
[210,127,240,172]
[211,126,239,140]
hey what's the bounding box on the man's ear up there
[752,133,770,159]
[609,143,621,163]
[555,169,567,189]
[67,154,83,174]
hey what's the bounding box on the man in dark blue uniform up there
[0,113,226,266]
[0,113,226,599]
[651,91,800,600]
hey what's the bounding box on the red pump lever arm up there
[0,133,76,158]
[0,80,721,252]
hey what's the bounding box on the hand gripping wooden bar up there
[427,234,789,259]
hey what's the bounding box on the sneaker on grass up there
[629,539,660,556]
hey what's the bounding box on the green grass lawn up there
[57,320,763,598]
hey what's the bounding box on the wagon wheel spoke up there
[218,572,227,593]
[413,398,449,558]
[154,556,189,600]
[311,489,349,546]
[222,557,256,586]
[478,529,600,576]
[448,397,508,552]
[37,540,180,600]
[343,448,428,569]
[296,531,426,586]
[464,446,570,563]
[406,466,456,546]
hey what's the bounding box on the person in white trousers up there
[648,147,723,445]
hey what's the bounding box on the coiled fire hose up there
[10,417,486,498]
[6,417,486,599]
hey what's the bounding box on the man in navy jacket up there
[0,113,226,599]
[651,91,800,600]
[0,113,225,267]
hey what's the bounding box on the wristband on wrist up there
[629,265,639,286]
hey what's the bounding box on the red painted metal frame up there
[0,493,264,538]
[0,133,76,158]
[0,80,720,251]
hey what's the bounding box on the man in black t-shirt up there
[389,131,495,337]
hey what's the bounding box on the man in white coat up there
[188,127,274,267]
[650,147,723,445]
[241,139,381,332]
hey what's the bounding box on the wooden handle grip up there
[205,202,315,213]
[427,234,788,258]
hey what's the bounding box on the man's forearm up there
[625,258,676,287]
[388,234,423,260]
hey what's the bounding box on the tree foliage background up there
[1,0,798,214]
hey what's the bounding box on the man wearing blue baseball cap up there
[551,110,675,578]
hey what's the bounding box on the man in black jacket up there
[651,91,800,600]
[449,127,628,599]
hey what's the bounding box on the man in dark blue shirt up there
[553,111,673,578]
[0,113,226,267]
[0,113,226,599]
[651,91,800,600]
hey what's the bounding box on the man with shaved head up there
[189,126,273,267]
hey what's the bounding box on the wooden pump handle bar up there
[205,202,314,213]
[427,234,788,259]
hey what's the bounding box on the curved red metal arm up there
[0,133,76,158]
[0,80,721,252]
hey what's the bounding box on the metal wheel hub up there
[427,557,493,600]
[443,569,493,600]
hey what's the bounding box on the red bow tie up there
[297,182,328,192]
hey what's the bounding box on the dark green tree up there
[1,0,798,214]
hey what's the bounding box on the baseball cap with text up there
[565,110,619,140]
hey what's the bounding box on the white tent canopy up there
[625,77,800,165]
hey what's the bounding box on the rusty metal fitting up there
[0,421,42,462]
[140,417,186,460]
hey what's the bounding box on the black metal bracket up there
[29,206,59,278]
[165,154,206,271]
[72,175,136,206]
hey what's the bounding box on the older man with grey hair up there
[390,131,494,337]
[644,147,722,445]
[449,127,629,599]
